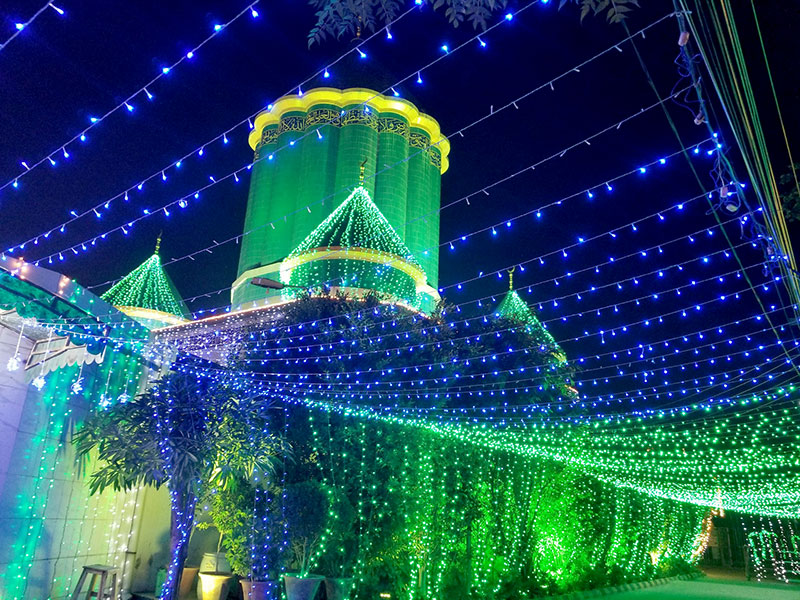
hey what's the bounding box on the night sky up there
[2,0,799,407]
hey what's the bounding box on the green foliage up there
[197,481,285,579]
[306,0,640,46]
[558,0,640,24]
[285,480,330,576]
[779,163,800,222]
[73,372,280,496]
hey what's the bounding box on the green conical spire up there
[101,244,188,320]
[495,286,565,362]
[282,186,428,307]
[289,186,421,266]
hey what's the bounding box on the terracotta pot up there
[241,579,279,600]
[283,574,324,600]
[324,577,353,600]
[197,572,233,600]
[179,566,199,599]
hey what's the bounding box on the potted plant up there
[200,479,285,600]
[194,526,233,600]
[73,371,281,600]
[283,481,329,600]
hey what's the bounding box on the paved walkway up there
[608,576,799,600]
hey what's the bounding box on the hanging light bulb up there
[6,354,21,371]
[71,377,84,395]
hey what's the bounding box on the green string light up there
[101,252,189,322]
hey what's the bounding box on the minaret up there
[101,235,189,329]
[231,88,450,308]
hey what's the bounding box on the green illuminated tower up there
[231,88,450,310]
[101,238,189,329]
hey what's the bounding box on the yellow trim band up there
[116,306,188,327]
[280,246,428,287]
[248,87,450,173]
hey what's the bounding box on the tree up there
[779,163,800,222]
[73,371,282,600]
[306,0,640,46]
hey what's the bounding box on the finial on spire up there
[359,158,367,186]
[155,231,163,255]
[508,266,515,291]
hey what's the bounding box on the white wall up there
[0,323,170,600]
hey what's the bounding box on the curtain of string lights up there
[1,2,799,599]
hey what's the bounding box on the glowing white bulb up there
[6,355,21,371]
[71,378,84,395]
[32,375,46,390]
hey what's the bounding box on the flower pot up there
[199,552,231,575]
[324,577,353,600]
[179,566,199,599]
[283,574,324,600]
[197,572,233,600]
[241,579,279,600]
[197,553,231,599]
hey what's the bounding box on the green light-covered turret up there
[231,87,450,309]
[280,183,436,309]
[101,237,189,329]
[495,268,566,362]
